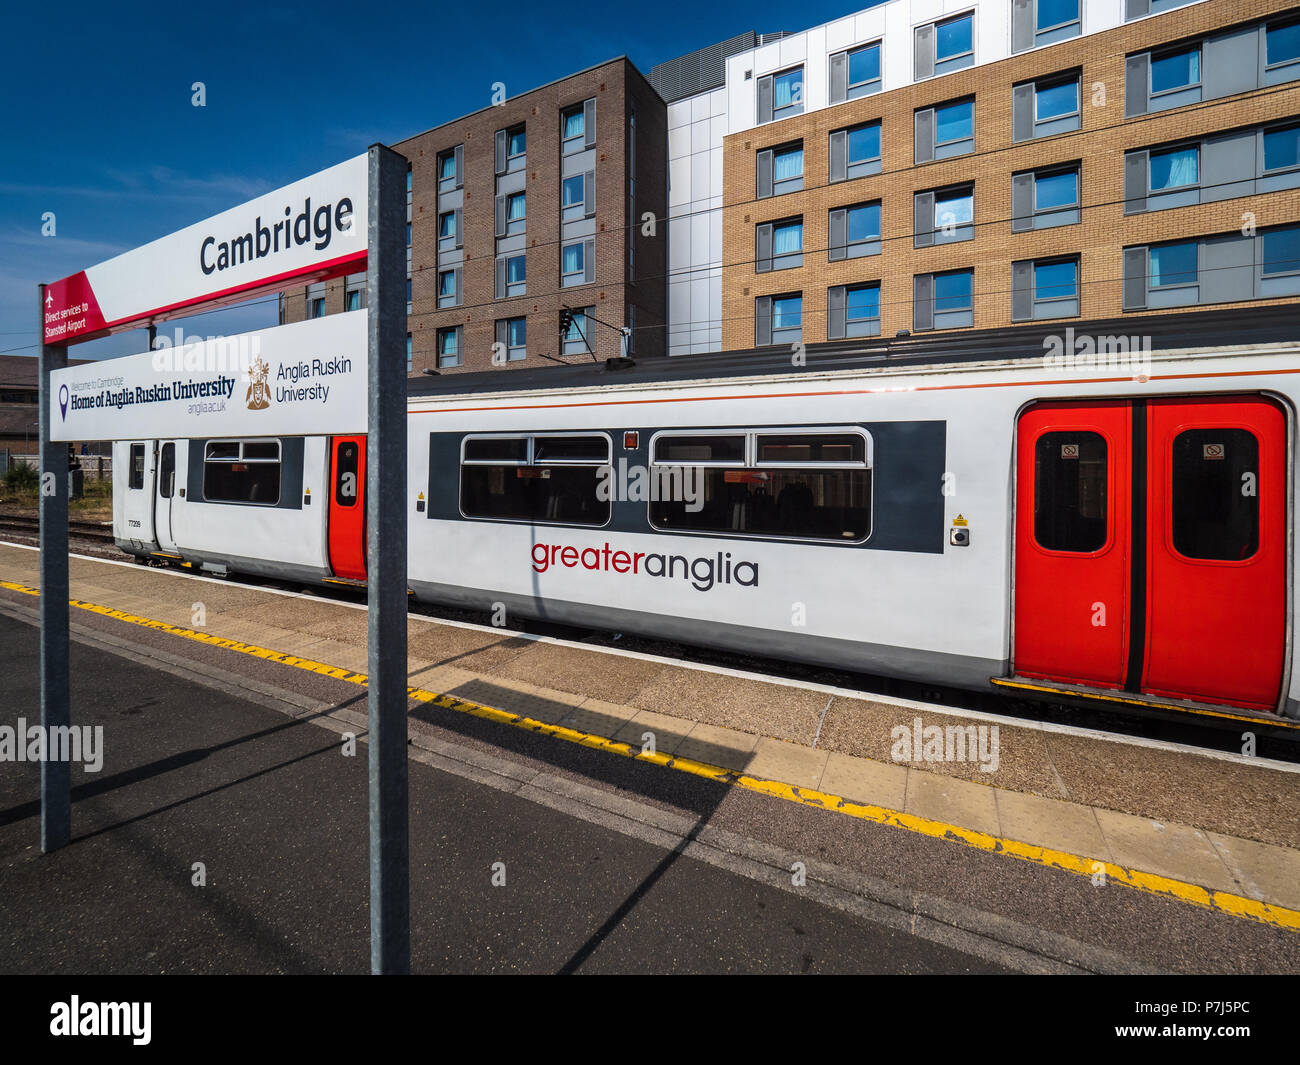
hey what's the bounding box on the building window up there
[756,218,803,272]
[438,210,456,251]
[755,293,802,346]
[562,172,594,221]
[1014,74,1081,141]
[1150,145,1198,191]
[1012,166,1080,231]
[916,99,974,163]
[829,122,882,183]
[307,281,325,319]
[493,317,527,362]
[202,440,281,506]
[758,142,804,198]
[438,269,459,309]
[914,269,974,330]
[1013,258,1079,321]
[828,282,882,339]
[1151,46,1200,96]
[1151,241,1198,288]
[495,253,526,299]
[916,11,974,79]
[830,41,882,102]
[914,186,974,247]
[561,240,593,287]
[1124,0,1195,19]
[345,289,362,312]
[499,126,525,175]
[438,148,461,192]
[829,201,881,261]
[503,191,526,236]
[1267,20,1300,81]
[1013,0,1080,52]
[1262,224,1300,281]
[406,333,413,374]
[460,432,611,527]
[1264,123,1300,172]
[437,326,462,368]
[757,66,804,124]
[561,100,595,153]
[561,307,595,355]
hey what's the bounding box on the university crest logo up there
[246,356,271,411]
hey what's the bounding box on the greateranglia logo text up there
[531,540,758,592]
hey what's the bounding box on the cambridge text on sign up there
[42,154,368,346]
[49,311,367,442]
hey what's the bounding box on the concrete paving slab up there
[1092,808,1235,894]
[612,709,692,755]
[1207,833,1300,910]
[746,737,828,790]
[819,696,1067,797]
[676,722,760,771]
[818,751,908,810]
[905,771,1002,837]
[407,626,534,674]
[995,789,1110,859]
[446,675,582,724]
[560,698,641,739]
[291,638,373,674]
[496,643,668,704]
[630,667,826,744]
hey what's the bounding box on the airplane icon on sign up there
[45,290,53,307]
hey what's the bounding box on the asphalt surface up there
[0,613,1007,974]
[1,602,1298,974]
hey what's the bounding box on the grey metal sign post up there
[366,144,410,975]
[37,283,71,853]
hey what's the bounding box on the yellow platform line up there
[4,575,1299,933]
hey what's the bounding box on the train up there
[110,314,1300,723]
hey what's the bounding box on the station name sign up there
[48,311,367,441]
[43,154,368,346]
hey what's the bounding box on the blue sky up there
[1,0,880,362]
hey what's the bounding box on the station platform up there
[2,540,1299,939]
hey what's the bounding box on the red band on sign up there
[42,250,368,346]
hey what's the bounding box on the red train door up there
[1014,402,1132,688]
[1142,397,1286,710]
[328,436,367,580]
[1013,396,1288,711]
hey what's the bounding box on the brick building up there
[714,0,1300,348]
[281,57,668,375]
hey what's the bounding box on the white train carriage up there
[111,326,1300,721]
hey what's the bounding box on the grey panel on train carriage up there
[185,436,305,510]
[179,548,329,584]
[426,419,947,553]
[407,581,1007,691]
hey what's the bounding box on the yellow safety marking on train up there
[4,575,1299,933]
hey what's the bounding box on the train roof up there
[406,306,1300,400]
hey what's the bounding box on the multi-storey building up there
[281,58,667,374]
[709,0,1300,348]
[283,0,1299,370]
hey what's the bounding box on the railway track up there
[0,515,115,545]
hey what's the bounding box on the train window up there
[158,443,175,499]
[460,432,610,526]
[532,436,609,463]
[203,439,282,506]
[650,429,872,542]
[128,444,145,490]
[1171,428,1259,561]
[1033,431,1107,552]
[756,433,866,464]
[334,440,361,507]
[463,437,528,464]
[652,434,746,465]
